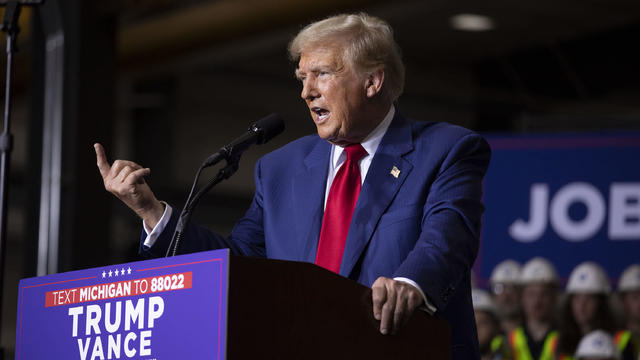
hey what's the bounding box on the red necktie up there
[315,144,367,273]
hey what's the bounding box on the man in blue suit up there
[95,13,490,358]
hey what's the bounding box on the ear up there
[365,68,385,98]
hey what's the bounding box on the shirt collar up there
[331,106,395,168]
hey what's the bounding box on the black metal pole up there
[0,1,20,357]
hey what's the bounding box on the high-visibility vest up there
[491,335,512,359]
[491,335,513,360]
[492,335,505,353]
[509,326,558,360]
[547,334,573,360]
[615,330,631,351]
[615,330,640,359]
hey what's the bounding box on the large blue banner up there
[475,133,640,285]
[16,249,229,360]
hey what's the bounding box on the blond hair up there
[288,13,405,102]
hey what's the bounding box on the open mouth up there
[311,107,330,122]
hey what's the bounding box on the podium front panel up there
[16,249,230,360]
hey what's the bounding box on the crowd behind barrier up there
[472,259,640,360]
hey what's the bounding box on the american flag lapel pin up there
[390,166,400,178]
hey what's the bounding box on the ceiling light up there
[450,13,494,32]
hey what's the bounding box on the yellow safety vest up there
[492,335,505,353]
[615,330,640,359]
[615,330,631,351]
[509,327,558,360]
[547,333,574,360]
[491,335,513,359]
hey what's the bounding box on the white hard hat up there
[520,257,558,285]
[472,288,495,314]
[575,330,620,360]
[490,259,521,285]
[567,262,611,294]
[618,264,640,292]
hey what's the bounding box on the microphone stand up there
[165,151,241,257]
[164,113,283,257]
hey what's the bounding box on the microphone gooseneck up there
[165,114,285,257]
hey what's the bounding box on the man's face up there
[521,283,556,323]
[492,282,520,309]
[621,290,640,321]
[474,310,498,349]
[571,293,599,329]
[296,45,379,146]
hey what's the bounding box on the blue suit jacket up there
[143,112,491,358]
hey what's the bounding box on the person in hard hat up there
[614,264,640,360]
[491,259,523,334]
[508,257,559,360]
[473,288,512,360]
[574,330,620,360]
[555,262,617,359]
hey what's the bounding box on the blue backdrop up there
[475,132,640,287]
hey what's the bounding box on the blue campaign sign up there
[475,133,640,285]
[16,249,229,360]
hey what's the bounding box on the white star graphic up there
[114,269,119,277]
[108,270,112,277]
[127,267,132,275]
[121,268,125,276]
[102,271,106,278]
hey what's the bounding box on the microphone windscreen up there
[252,113,285,144]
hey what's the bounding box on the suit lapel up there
[339,113,414,278]
[292,139,331,263]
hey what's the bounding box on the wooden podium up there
[228,256,450,359]
[16,250,449,359]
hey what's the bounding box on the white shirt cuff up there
[394,277,437,315]
[142,201,173,248]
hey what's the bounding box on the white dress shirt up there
[144,106,435,313]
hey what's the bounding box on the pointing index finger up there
[94,143,111,178]
[371,278,387,320]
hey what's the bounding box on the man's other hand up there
[372,276,424,335]
[94,143,164,228]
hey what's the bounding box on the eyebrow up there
[295,64,335,79]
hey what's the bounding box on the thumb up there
[94,143,111,178]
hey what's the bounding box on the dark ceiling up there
[113,0,640,66]
[108,0,640,131]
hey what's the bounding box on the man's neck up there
[579,323,593,335]
[363,102,392,135]
[526,319,551,342]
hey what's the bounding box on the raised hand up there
[94,143,164,228]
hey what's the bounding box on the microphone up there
[166,113,285,257]
[203,113,284,168]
